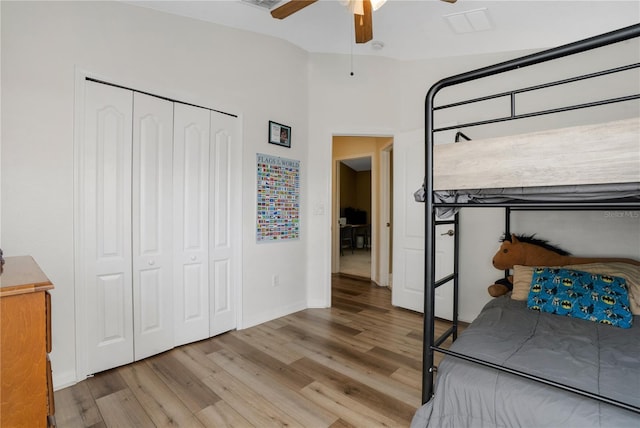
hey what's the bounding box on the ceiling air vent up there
[241,0,283,11]
[444,8,493,34]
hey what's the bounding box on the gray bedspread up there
[411,297,640,428]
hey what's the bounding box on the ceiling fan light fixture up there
[342,0,385,15]
[370,0,387,12]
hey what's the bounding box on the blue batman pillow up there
[527,267,633,328]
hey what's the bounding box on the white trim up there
[73,67,89,383]
[378,144,393,287]
[241,300,307,330]
[52,370,77,391]
[233,114,245,330]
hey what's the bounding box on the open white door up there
[391,129,454,320]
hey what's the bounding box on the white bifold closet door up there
[173,104,211,346]
[83,82,135,373]
[131,92,175,361]
[209,112,237,337]
[82,81,238,375]
[173,104,237,344]
[84,83,175,373]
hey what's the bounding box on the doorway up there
[331,135,394,286]
[338,157,372,278]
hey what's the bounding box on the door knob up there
[441,229,454,236]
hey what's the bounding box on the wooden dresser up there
[0,256,55,427]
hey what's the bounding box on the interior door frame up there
[379,143,393,288]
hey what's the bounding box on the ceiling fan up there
[270,0,457,44]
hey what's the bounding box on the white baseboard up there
[306,299,330,308]
[53,369,79,391]
[240,300,307,330]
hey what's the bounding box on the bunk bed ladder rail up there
[422,23,640,406]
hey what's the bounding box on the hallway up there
[339,248,371,278]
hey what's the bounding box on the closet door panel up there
[132,92,174,360]
[174,103,210,346]
[209,111,239,336]
[84,81,134,374]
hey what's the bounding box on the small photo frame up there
[269,121,291,148]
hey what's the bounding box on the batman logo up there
[601,295,616,305]
[532,284,542,293]
[562,278,573,287]
[600,319,613,325]
[561,300,572,310]
[601,275,614,284]
[530,306,540,311]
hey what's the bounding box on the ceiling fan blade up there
[271,0,318,19]
[440,0,457,3]
[354,0,373,44]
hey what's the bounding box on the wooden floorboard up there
[55,275,462,427]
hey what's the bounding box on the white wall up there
[1,1,309,388]
[305,35,640,322]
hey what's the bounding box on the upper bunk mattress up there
[433,117,640,191]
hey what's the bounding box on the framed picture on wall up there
[269,121,291,148]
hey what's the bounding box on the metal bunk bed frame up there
[422,23,640,412]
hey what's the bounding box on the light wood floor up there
[55,275,457,427]
[339,249,371,279]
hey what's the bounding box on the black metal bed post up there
[421,90,437,404]
[504,207,511,279]
[452,212,460,341]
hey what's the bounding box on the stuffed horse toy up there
[488,233,640,297]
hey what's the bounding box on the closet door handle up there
[148,260,155,266]
[190,256,197,261]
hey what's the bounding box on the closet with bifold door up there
[80,80,239,375]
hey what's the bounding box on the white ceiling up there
[125,0,640,61]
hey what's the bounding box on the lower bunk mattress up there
[414,182,640,218]
[411,296,640,428]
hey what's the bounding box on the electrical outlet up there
[272,274,280,287]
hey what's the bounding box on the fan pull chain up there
[349,11,355,76]
[350,42,354,76]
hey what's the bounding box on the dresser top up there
[0,256,54,297]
